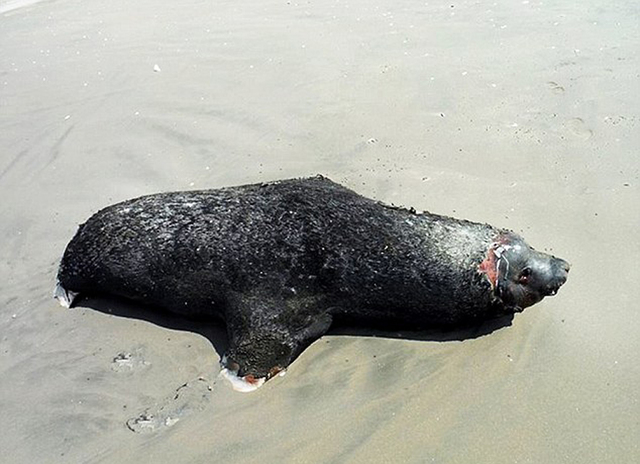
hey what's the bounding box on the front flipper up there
[220,292,333,392]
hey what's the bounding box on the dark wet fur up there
[57,176,568,378]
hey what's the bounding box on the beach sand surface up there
[1,0,638,462]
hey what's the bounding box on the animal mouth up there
[547,285,560,296]
[545,277,567,296]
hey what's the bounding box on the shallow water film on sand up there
[1,0,638,462]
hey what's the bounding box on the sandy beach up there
[1,0,638,462]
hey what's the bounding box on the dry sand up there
[1,0,638,462]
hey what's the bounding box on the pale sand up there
[1,0,638,462]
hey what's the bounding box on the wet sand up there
[1,0,638,462]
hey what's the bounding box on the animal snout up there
[556,258,571,274]
[546,258,570,296]
[554,258,570,281]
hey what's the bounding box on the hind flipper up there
[54,282,80,308]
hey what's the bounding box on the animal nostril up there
[554,258,571,274]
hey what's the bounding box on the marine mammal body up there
[55,176,569,390]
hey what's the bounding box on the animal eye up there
[519,267,532,284]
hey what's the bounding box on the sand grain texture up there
[1,0,638,463]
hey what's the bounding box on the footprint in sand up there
[111,349,150,372]
[546,81,565,94]
[126,378,213,433]
[564,117,593,140]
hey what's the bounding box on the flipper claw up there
[219,356,266,392]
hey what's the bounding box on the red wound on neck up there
[478,246,499,289]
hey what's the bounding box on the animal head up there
[479,233,570,312]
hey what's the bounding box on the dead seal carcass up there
[55,176,570,391]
